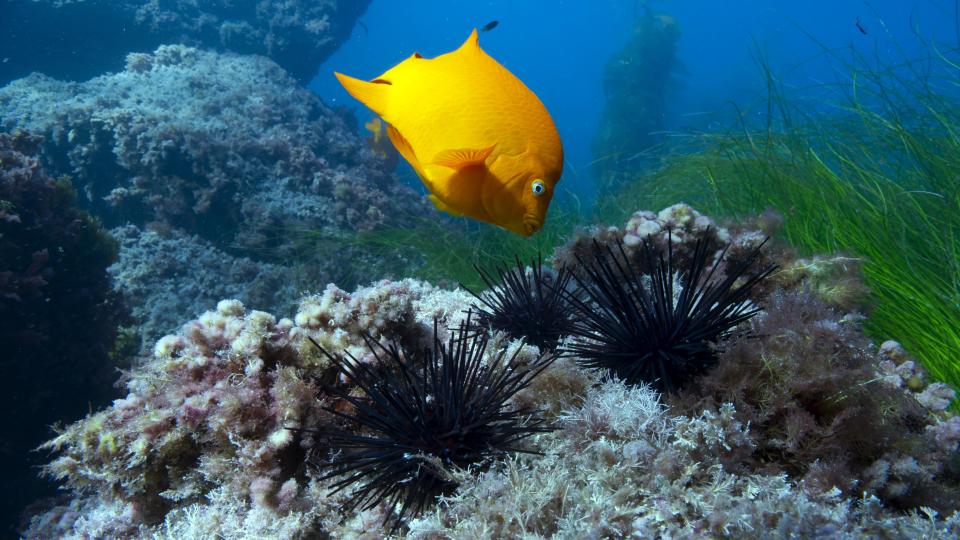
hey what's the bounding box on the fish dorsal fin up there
[334,72,391,117]
[385,124,427,179]
[458,29,481,52]
[432,145,495,171]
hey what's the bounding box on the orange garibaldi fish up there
[335,29,563,236]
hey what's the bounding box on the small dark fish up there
[357,20,369,36]
[480,20,499,33]
[855,17,868,35]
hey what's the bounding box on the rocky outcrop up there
[24,206,960,539]
[0,131,128,535]
[0,45,422,247]
[0,0,371,84]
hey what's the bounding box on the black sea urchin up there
[562,232,776,393]
[463,255,575,350]
[308,317,555,532]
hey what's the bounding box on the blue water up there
[314,0,957,202]
[2,0,960,535]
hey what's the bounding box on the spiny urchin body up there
[308,317,555,532]
[561,231,775,393]
[464,255,575,350]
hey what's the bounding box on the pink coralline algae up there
[31,280,471,537]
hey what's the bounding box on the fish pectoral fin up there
[432,145,495,171]
[428,194,463,217]
[334,72,391,117]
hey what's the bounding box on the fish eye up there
[531,179,546,196]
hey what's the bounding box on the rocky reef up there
[0,0,371,84]
[23,205,960,539]
[108,225,301,351]
[0,45,423,249]
[591,9,681,181]
[0,44,430,349]
[0,131,128,535]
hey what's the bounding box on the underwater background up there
[2,0,960,538]
[316,0,957,202]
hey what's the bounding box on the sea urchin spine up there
[463,255,576,350]
[561,231,776,393]
[308,316,555,531]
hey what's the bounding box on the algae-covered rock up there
[107,224,301,351]
[0,45,423,249]
[0,131,128,535]
[591,9,681,182]
[0,0,371,84]
[23,206,960,539]
[0,45,431,345]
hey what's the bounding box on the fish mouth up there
[523,214,542,235]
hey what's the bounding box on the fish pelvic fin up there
[432,145,495,171]
[386,124,428,179]
[428,194,463,217]
[334,72,391,117]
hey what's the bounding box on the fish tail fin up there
[334,72,391,117]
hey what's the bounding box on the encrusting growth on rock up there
[23,204,960,539]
